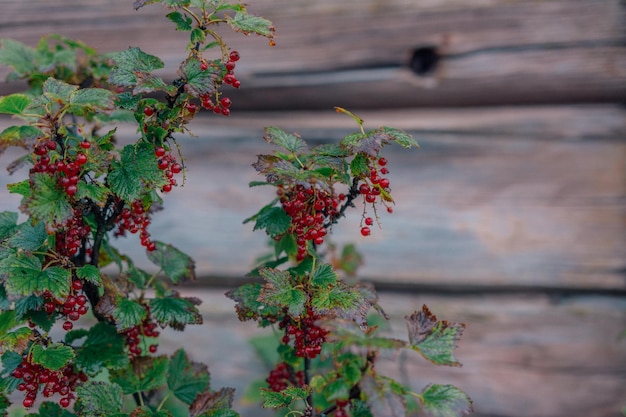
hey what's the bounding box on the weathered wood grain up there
[0,0,624,107]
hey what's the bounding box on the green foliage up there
[74,381,125,416]
[167,349,210,404]
[30,343,75,371]
[419,384,473,417]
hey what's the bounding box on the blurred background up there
[0,1,625,416]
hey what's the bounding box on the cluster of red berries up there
[277,184,340,261]
[113,200,156,252]
[154,146,182,193]
[30,139,90,197]
[12,355,87,409]
[55,209,91,258]
[278,309,328,359]
[122,316,160,358]
[198,50,241,115]
[358,156,393,237]
[334,399,350,417]
[42,280,89,331]
[266,362,304,392]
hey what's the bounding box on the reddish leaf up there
[189,387,235,417]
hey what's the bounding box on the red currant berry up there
[77,305,88,315]
[365,217,374,226]
[157,159,169,170]
[162,184,172,193]
[379,178,390,188]
[72,280,83,291]
[186,102,197,113]
[76,153,87,165]
[143,107,154,117]
[378,157,387,166]
[359,183,370,194]
[146,242,157,252]
[232,79,241,88]
[229,51,240,61]
[360,226,371,236]
[65,185,78,197]
[200,61,208,71]
[34,145,48,156]
[170,163,182,174]
[62,321,73,331]
[59,397,71,408]
[155,146,166,157]
[45,140,58,150]
[221,107,230,116]
[225,61,236,71]
[68,311,80,321]
[149,344,158,353]
[80,140,91,149]
[224,74,235,84]
[220,97,232,108]
[23,398,34,408]
[387,206,394,213]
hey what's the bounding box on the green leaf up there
[75,265,102,286]
[0,327,32,353]
[68,88,115,115]
[263,127,307,155]
[75,381,124,416]
[26,173,73,225]
[190,28,206,44]
[108,142,168,202]
[146,241,195,283]
[360,374,406,417]
[7,221,47,251]
[258,268,306,317]
[149,296,202,329]
[0,310,18,336]
[42,78,78,105]
[0,125,43,154]
[167,11,193,31]
[30,401,79,417]
[74,322,129,373]
[419,384,473,417]
[110,356,169,394]
[111,47,164,73]
[5,256,71,299]
[380,126,419,149]
[7,179,31,198]
[14,294,43,320]
[0,39,36,75]
[228,12,274,37]
[252,206,291,237]
[312,283,365,313]
[406,305,466,367]
[0,94,31,115]
[30,343,74,371]
[0,211,18,240]
[189,387,236,417]
[167,349,210,404]
[76,182,108,202]
[259,390,292,409]
[225,282,281,323]
[350,152,370,178]
[112,297,147,330]
[133,73,175,95]
[180,57,216,97]
[311,263,338,287]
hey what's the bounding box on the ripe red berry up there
[80,140,91,149]
[162,184,172,193]
[221,107,230,116]
[76,153,87,165]
[45,140,58,150]
[23,398,34,408]
[224,74,235,85]
[200,61,208,71]
[157,159,169,170]
[225,61,236,71]
[143,107,154,117]
[186,102,197,113]
[229,51,240,61]
[387,206,393,213]
[379,178,390,188]
[365,217,374,226]
[170,163,182,173]
[360,226,371,236]
[62,321,73,331]
[220,97,232,108]
[378,157,387,166]
[72,280,83,291]
[65,185,78,197]
[149,344,158,353]
[155,146,166,157]
[232,79,241,88]
[59,397,71,408]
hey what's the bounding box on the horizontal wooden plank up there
[154,289,626,417]
[0,0,624,107]
[0,105,623,289]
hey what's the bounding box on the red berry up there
[162,184,172,193]
[225,61,236,71]
[220,97,232,108]
[77,305,88,315]
[76,153,87,165]
[365,194,376,203]
[360,226,371,236]
[68,311,80,321]
[45,140,58,150]
[186,102,197,113]
[379,178,390,188]
[229,51,240,62]
[224,74,235,84]
[155,146,166,157]
[387,206,393,213]
[59,397,71,408]
[80,140,91,149]
[65,185,77,197]
[157,159,169,170]
[232,79,241,88]
[200,61,208,71]
[149,344,158,353]
[23,398,34,408]
[72,280,83,291]
[365,217,374,226]
[146,242,157,252]
[34,145,48,156]
[359,183,370,194]
[62,321,73,331]
[221,107,230,116]
[378,157,387,166]
[170,163,182,174]
[144,107,154,117]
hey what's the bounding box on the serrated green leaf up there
[167,11,193,31]
[0,211,18,240]
[68,88,115,115]
[253,205,291,237]
[259,390,292,409]
[0,125,43,154]
[75,322,129,373]
[167,349,210,404]
[42,78,78,104]
[110,356,168,394]
[14,294,43,320]
[146,241,195,283]
[350,152,370,178]
[75,264,101,285]
[419,384,473,417]
[0,326,32,353]
[228,12,274,37]
[263,127,307,155]
[258,268,306,317]
[312,283,364,312]
[111,47,164,73]
[75,381,124,416]
[180,57,216,97]
[5,256,70,299]
[322,378,351,402]
[0,393,9,415]
[406,305,465,367]
[149,296,202,329]
[76,182,107,202]
[7,179,31,198]
[133,73,175,95]
[25,309,55,332]
[190,28,206,44]
[380,126,418,149]
[0,310,17,336]
[108,142,168,202]
[311,263,338,287]
[30,401,79,417]
[0,94,31,115]
[361,374,406,417]
[189,387,236,417]
[7,221,47,251]
[1,350,23,377]
[26,173,73,225]
[0,39,36,75]
[112,297,146,330]
[225,282,281,323]
[30,343,74,371]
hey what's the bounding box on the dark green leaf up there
[68,88,115,115]
[30,343,74,371]
[75,322,129,373]
[146,241,195,283]
[167,349,210,404]
[76,182,108,202]
[0,39,36,75]
[0,310,17,336]
[225,283,281,323]
[259,389,293,409]
[310,263,338,287]
[167,11,193,31]
[0,125,43,155]
[228,12,274,37]
[419,384,473,417]
[190,28,206,44]
[258,268,306,317]
[42,78,78,104]
[380,126,419,149]
[180,57,216,97]
[7,179,31,198]
[263,127,307,155]
[30,401,79,417]
[14,294,43,320]
[110,355,168,394]
[0,94,31,115]
[0,211,18,240]
[75,381,124,416]
[5,256,70,299]
[406,305,465,367]
[253,206,291,237]
[7,221,47,251]
[149,296,202,329]
[26,173,73,225]
[111,47,164,73]
[189,387,236,417]
[112,297,147,330]
[75,265,102,285]
[108,142,168,202]
[350,153,370,178]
